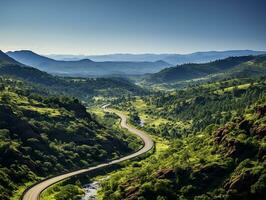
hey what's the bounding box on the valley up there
[1,1,266,199]
[22,108,154,200]
[0,50,265,200]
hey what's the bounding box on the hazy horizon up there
[3,49,266,57]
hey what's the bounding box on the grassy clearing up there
[131,98,166,126]
[215,83,252,94]
[130,98,190,131]
[19,105,61,117]
[88,107,106,119]
[0,90,61,117]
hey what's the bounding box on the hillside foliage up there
[99,76,266,200]
[0,77,140,200]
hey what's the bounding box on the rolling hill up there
[145,55,266,83]
[0,74,141,200]
[100,76,266,200]
[6,50,171,76]
[47,50,266,64]
[0,51,147,99]
[162,50,266,65]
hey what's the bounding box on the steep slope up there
[7,50,171,76]
[145,55,266,83]
[227,56,266,78]
[100,103,266,200]
[99,77,266,200]
[0,50,21,66]
[6,50,53,67]
[0,77,141,200]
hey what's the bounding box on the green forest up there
[99,75,266,199]
[0,50,265,200]
[0,77,141,200]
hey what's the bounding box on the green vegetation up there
[114,77,265,138]
[97,136,170,199]
[0,50,147,102]
[143,55,266,92]
[0,77,140,200]
[145,56,257,83]
[99,103,266,199]
[1,49,266,200]
[99,75,266,199]
[40,180,84,200]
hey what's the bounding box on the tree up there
[130,111,141,125]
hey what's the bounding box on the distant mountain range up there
[2,49,266,92]
[47,50,266,65]
[0,50,146,97]
[5,50,266,77]
[6,50,171,76]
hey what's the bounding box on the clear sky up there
[0,0,265,55]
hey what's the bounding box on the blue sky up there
[0,0,265,54]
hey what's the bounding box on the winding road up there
[21,107,154,200]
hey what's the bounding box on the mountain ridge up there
[6,50,171,76]
[145,55,266,83]
[46,50,266,64]
[0,50,21,66]
[0,51,147,98]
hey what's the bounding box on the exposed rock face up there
[224,170,257,192]
[213,124,244,158]
[251,124,266,137]
[255,105,266,118]
[214,126,230,144]
[225,139,246,158]
[125,187,139,200]
[155,168,176,179]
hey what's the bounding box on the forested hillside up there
[0,51,147,100]
[0,77,140,200]
[2,0,266,199]
[99,76,266,199]
[114,77,265,137]
[99,101,266,200]
[145,55,266,84]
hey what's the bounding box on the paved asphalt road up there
[22,108,154,200]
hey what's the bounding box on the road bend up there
[21,107,154,200]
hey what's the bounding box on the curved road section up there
[22,108,154,200]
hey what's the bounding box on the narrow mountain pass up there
[21,107,154,200]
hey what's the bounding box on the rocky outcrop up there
[125,186,139,200]
[255,104,266,118]
[251,124,266,137]
[224,170,257,192]
[155,168,175,179]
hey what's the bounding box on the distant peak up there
[78,58,94,62]
[154,60,170,65]
[8,50,35,54]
